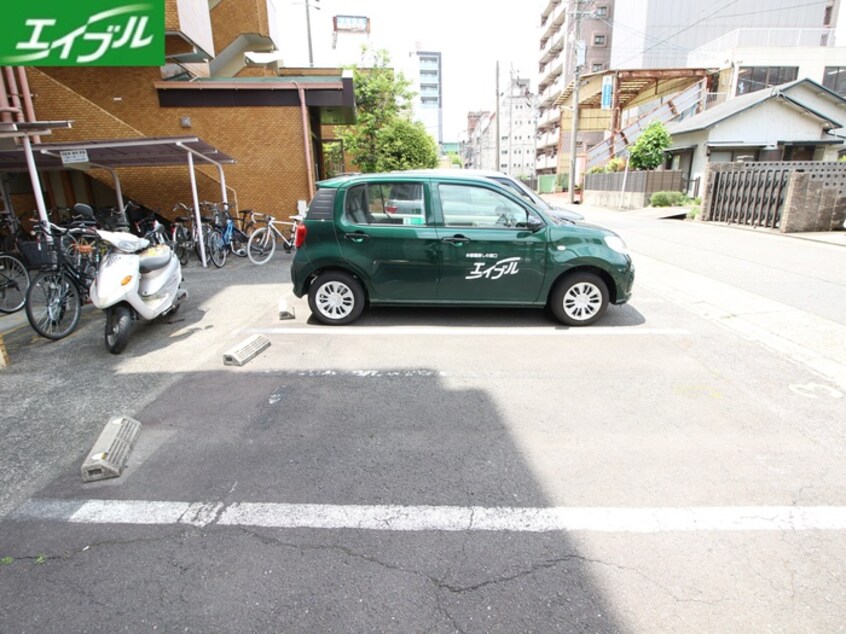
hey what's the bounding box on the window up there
[596,6,608,17]
[344,182,426,226]
[593,34,606,46]
[592,63,604,73]
[736,66,798,95]
[823,66,846,96]
[438,184,534,229]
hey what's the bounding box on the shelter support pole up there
[217,164,228,205]
[22,135,51,237]
[16,68,39,143]
[187,151,207,267]
[106,166,125,211]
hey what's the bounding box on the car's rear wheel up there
[308,271,365,325]
[550,272,608,326]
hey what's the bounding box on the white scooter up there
[90,227,187,354]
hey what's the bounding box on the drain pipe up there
[3,67,25,124]
[293,82,315,198]
[16,67,40,143]
[0,69,15,124]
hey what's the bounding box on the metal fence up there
[703,161,846,232]
[584,170,683,194]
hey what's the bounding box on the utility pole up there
[508,67,514,176]
[305,0,318,67]
[495,61,501,170]
[568,1,586,204]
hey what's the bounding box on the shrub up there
[686,206,701,220]
[650,191,686,207]
[605,157,626,173]
[587,165,605,175]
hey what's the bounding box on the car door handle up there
[344,231,371,242]
[441,235,470,245]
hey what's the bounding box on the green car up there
[290,173,634,326]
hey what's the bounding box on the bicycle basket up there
[18,240,57,269]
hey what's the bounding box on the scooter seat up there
[139,245,172,273]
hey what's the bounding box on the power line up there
[613,0,744,68]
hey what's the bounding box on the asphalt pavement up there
[1,211,845,632]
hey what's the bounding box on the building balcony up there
[540,32,565,66]
[688,27,837,66]
[536,153,558,171]
[537,129,560,150]
[541,2,567,44]
[538,60,563,92]
[540,0,562,24]
[165,0,215,62]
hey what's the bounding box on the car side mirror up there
[526,215,544,232]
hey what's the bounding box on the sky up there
[275,0,540,141]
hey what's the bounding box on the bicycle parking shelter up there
[0,126,236,267]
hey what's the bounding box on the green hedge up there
[650,191,686,207]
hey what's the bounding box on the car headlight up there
[604,235,628,255]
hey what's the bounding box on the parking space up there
[1,230,845,631]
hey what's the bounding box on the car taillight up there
[294,223,307,248]
[385,206,397,214]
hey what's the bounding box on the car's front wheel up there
[308,271,365,325]
[550,272,608,326]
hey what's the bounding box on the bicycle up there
[247,213,301,265]
[199,202,227,268]
[170,205,193,266]
[24,221,98,340]
[0,214,32,312]
[215,203,248,259]
[0,253,29,314]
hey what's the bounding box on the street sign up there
[601,75,613,110]
[60,149,89,164]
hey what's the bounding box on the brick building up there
[0,0,355,220]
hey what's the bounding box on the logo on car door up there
[466,257,521,280]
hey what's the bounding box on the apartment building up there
[540,0,842,185]
[407,49,444,146]
[499,76,536,178]
[0,0,355,220]
[537,0,614,179]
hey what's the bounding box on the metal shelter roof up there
[0,136,235,172]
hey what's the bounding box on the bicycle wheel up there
[25,271,82,340]
[0,254,30,314]
[209,230,227,268]
[247,227,275,265]
[196,225,211,260]
[231,229,248,257]
[174,226,190,265]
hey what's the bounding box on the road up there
[0,213,844,632]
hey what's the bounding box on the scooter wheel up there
[105,305,133,354]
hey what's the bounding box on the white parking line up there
[235,327,689,337]
[11,499,846,532]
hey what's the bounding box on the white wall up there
[612,0,831,69]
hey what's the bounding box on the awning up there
[0,135,237,267]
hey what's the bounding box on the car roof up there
[317,170,515,189]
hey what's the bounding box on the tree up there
[340,48,438,173]
[373,119,438,171]
[628,121,671,170]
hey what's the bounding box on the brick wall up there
[27,67,312,220]
[210,0,269,56]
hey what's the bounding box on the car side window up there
[439,184,530,228]
[344,182,426,226]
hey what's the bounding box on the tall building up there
[408,49,444,146]
[500,75,536,178]
[540,0,842,184]
[537,0,615,178]
[610,0,839,70]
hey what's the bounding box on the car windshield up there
[490,177,551,210]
